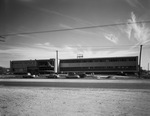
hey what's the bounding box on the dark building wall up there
[59,56,138,74]
[10,59,55,74]
[0,67,9,74]
[10,60,37,74]
[36,59,55,74]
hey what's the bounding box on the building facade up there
[59,56,138,74]
[10,59,55,75]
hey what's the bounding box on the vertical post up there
[139,45,142,78]
[10,60,12,74]
[56,50,58,74]
[148,63,149,72]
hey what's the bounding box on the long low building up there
[10,59,55,75]
[59,56,138,75]
[10,56,138,75]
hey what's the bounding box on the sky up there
[0,0,150,69]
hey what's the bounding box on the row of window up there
[11,64,36,68]
[60,66,137,71]
[39,67,54,70]
[11,61,36,65]
[60,58,137,63]
[11,63,54,68]
[37,61,54,67]
[12,68,27,72]
[11,61,54,65]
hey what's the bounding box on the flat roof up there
[11,58,55,62]
[10,56,138,62]
[60,56,138,61]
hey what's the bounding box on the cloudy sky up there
[0,0,150,69]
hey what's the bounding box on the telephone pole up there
[56,50,58,73]
[139,45,142,78]
[148,63,149,72]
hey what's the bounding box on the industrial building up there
[10,56,138,75]
[10,59,55,75]
[59,56,138,75]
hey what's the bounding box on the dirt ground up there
[0,87,150,116]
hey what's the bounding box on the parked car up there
[46,73,59,78]
[66,72,80,79]
[77,72,87,78]
[23,73,35,78]
[142,74,150,79]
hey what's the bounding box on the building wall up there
[59,56,138,74]
[10,57,138,74]
[10,59,55,74]
[10,60,37,74]
[36,59,55,74]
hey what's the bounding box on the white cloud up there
[104,33,118,44]
[35,42,57,51]
[126,0,144,8]
[109,50,137,57]
[125,12,150,46]
[59,24,102,36]
[0,42,58,62]
[44,42,50,46]
[30,5,94,26]
[0,43,138,67]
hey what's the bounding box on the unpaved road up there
[0,86,150,116]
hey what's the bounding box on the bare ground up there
[0,87,150,116]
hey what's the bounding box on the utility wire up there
[1,20,150,37]
[39,44,150,48]
[60,45,139,47]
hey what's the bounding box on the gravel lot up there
[0,87,150,116]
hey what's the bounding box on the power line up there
[61,45,137,47]
[1,20,150,37]
[44,44,150,48]
[44,45,150,52]
[56,45,147,51]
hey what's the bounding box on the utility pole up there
[139,45,142,78]
[148,63,149,73]
[56,50,58,74]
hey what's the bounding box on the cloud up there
[59,47,137,59]
[0,36,6,42]
[0,46,55,60]
[29,5,94,26]
[59,24,87,34]
[109,50,138,57]
[104,33,118,44]
[0,40,5,42]
[125,12,150,46]
[0,42,138,67]
[35,42,58,51]
[0,42,59,62]
[43,42,50,46]
[59,24,99,36]
[126,0,144,8]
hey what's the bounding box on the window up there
[106,59,109,62]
